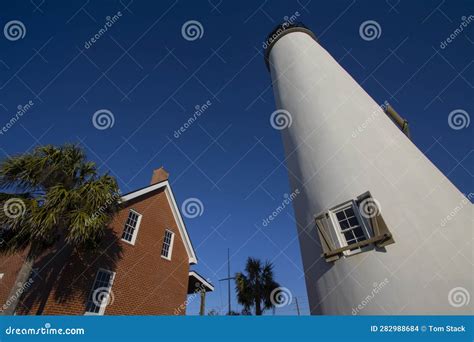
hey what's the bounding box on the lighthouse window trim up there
[328,200,372,256]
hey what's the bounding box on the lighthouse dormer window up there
[315,192,395,262]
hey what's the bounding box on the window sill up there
[322,233,392,261]
[161,255,172,261]
[342,244,373,257]
[121,238,136,246]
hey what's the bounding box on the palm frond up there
[0,144,121,254]
[235,257,280,315]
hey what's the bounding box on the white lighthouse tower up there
[266,24,473,315]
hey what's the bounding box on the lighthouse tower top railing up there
[264,22,317,70]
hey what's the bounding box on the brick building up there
[0,168,213,315]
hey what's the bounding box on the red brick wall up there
[0,249,28,313]
[1,186,191,315]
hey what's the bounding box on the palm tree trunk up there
[255,297,262,315]
[2,244,38,315]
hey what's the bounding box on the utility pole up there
[227,248,231,314]
[295,297,301,316]
[218,248,235,315]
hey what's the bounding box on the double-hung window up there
[84,269,115,315]
[121,209,142,244]
[329,201,371,256]
[315,191,395,262]
[161,230,175,260]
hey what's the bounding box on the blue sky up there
[0,1,472,315]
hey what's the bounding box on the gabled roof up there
[121,180,197,264]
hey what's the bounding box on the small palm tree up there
[0,144,121,315]
[235,257,280,315]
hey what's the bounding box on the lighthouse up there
[265,23,472,315]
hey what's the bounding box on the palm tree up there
[235,257,280,315]
[0,144,120,315]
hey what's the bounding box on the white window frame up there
[84,269,116,316]
[121,209,142,245]
[328,200,372,256]
[161,230,175,261]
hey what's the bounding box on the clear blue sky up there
[0,0,472,315]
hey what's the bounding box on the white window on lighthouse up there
[329,201,372,256]
[315,192,395,262]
